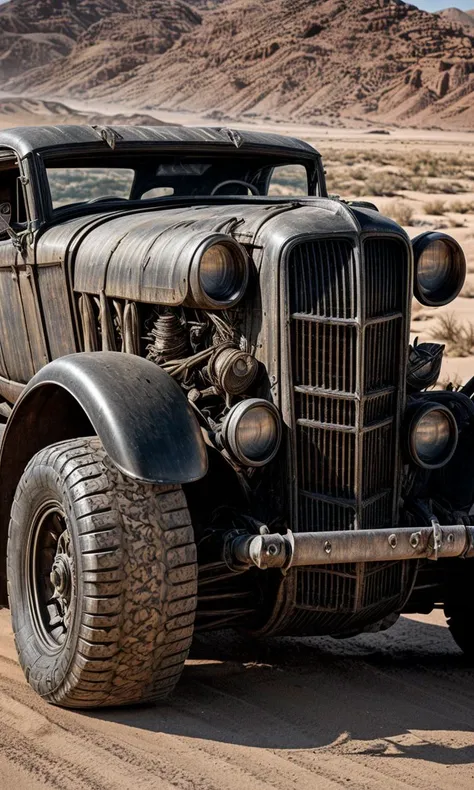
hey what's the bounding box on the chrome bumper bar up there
[230,523,474,571]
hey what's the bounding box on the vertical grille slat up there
[288,237,409,618]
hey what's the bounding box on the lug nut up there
[50,569,61,588]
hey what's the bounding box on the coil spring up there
[147,312,189,364]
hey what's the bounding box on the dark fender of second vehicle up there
[0,351,208,602]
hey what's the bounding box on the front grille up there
[293,322,357,392]
[288,236,409,618]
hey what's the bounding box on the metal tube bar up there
[231,525,474,571]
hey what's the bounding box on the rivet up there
[389,534,398,549]
[410,532,421,549]
[447,533,455,544]
[267,543,278,556]
[324,540,332,554]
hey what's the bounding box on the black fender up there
[0,351,208,603]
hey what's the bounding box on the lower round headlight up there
[220,398,282,467]
[188,236,249,309]
[413,232,466,307]
[406,402,458,469]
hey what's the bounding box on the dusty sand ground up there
[0,608,473,790]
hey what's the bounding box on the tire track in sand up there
[0,610,473,790]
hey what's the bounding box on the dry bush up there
[364,172,405,197]
[461,283,474,298]
[431,180,468,195]
[323,146,474,200]
[448,216,466,228]
[430,312,474,356]
[382,200,414,226]
[350,166,367,182]
[438,372,463,390]
[423,200,447,215]
[450,200,473,214]
[346,182,366,197]
[410,176,429,192]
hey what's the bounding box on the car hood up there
[35,200,403,305]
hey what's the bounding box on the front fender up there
[0,351,208,603]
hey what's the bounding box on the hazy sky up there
[411,1,474,9]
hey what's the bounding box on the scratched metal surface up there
[0,125,319,158]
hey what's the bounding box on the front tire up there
[7,437,197,708]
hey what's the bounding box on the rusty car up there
[0,124,472,708]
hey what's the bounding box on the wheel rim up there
[26,502,75,652]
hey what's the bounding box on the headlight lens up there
[190,238,248,308]
[221,398,282,467]
[413,232,466,306]
[200,244,241,302]
[406,402,458,469]
[238,407,277,462]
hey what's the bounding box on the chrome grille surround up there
[285,235,412,629]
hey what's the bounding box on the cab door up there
[0,150,48,389]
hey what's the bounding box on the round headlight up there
[200,245,240,301]
[413,232,466,307]
[406,402,458,469]
[220,398,282,467]
[188,236,249,309]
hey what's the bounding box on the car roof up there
[0,124,320,159]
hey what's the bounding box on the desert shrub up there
[439,372,463,390]
[461,283,474,298]
[423,200,447,215]
[382,200,414,226]
[451,200,474,214]
[365,172,404,197]
[350,166,367,182]
[432,180,468,195]
[429,312,474,357]
[448,216,466,228]
[346,182,366,197]
[409,176,429,192]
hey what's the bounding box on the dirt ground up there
[0,608,473,789]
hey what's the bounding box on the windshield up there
[44,151,319,210]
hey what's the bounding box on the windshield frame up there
[36,142,326,223]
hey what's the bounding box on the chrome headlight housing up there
[405,401,458,469]
[413,232,466,307]
[220,398,282,467]
[188,235,249,309]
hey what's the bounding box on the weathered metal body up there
[0,124,472,644]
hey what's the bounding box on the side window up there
[141,186,175,199]
[0,155,26,239]
[268,164,309,197]
[0,201,11,240]
[47,168,135,208]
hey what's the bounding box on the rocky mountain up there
[0,96,166,128]
[438,7,474,29]
[0,0,201,86]
[3,0,474,130]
